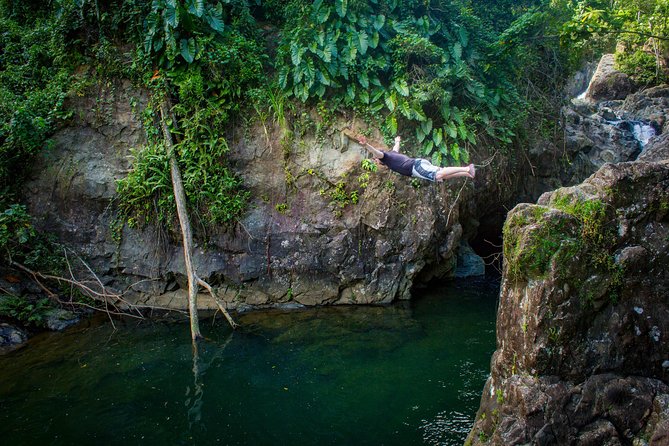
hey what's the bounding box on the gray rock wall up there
[25,80,481,311]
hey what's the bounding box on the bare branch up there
[196,276,239,330]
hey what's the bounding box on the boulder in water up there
[455,241,485,278]
[44,308,80,331]
[0,323,28,354]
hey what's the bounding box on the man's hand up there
[395,136,401,143]
[357,136,367,146]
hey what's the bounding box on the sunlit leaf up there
[384,92,396,112]
[291,42,302,66]
[386,114,397,135]
[394,79,409,96]
[445,122,457,138]
[317,6,331,24]
[433,128,443,146]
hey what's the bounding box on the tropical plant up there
[277,0,523,165]
[560,0,669,85]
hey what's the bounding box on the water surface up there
[0,279,497,445]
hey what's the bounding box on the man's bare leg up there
[392,136,401,152]
[435,164,475,181]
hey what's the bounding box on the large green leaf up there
[458,124,468,140]
[165,3,179,28]
[370,101,384,113]
[452,42,462,60]
[384,92,396,112]
[187,0,205,17]
[278,68,289,89]
[423,140,434,155]
[305,59,316,83]
[386,114,397,135]
[373,14,385,30]
[421,118,432,135]
[346,84,355,101]
[317,6,331,24]
[371,87,384,103]
[445,122,457,138]
[204,7,225,32]
[394,79,409,97]
[358,31,369,55]
[153,36,164,53]
[180,37,196,63]
[458,27,469,48]
[335,0,347,18]
[359,89,369,104]
[433,128,443,146]
[144,31,154,53]
[371,31,380,49]
[357,71,369,88]
[317,70,331,86]
[450,143,461,163]
[291,42,302,66]
[398,99,411,118]
[416,126,425,143]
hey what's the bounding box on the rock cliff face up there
[25,81,484,311]
[467,160,669,445]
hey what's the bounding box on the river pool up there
[0,278,498,445]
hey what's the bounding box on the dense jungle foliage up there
[0,0,668,308]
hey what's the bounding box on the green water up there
[0,279,498,446]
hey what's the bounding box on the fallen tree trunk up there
[158,99,238,342]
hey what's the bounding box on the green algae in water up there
[0,279,497,445]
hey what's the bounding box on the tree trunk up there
[159,99,202,342]
[158,98,238,341]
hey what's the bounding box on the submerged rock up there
[0,323,28,354]
[455,241,485,278]
[44,309,80,332]
[467,160,669,445]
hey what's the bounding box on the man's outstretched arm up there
[357,136,385,159]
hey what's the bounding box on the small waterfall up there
[606,116,657,153]
[632,122,656,148]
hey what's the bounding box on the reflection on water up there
[0,278,497,445]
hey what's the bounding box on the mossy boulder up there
[468,160,669,445]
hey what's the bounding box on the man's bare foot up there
[468,164,475,179]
